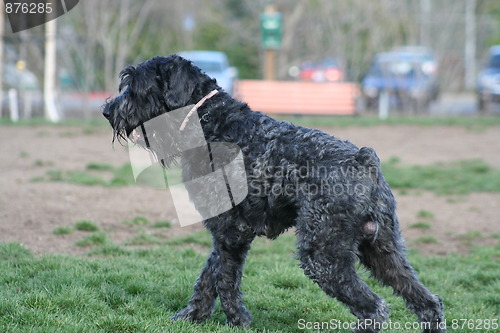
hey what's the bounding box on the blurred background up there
[1,1,500,301]
[1,0,500,120]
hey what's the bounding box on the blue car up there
[361,50,439,112]
[477,45,500,112]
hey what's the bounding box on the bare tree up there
[50,0,500,97]
[58,0,158,93]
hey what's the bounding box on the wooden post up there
[263,5,277,81]
[264,49,276,81]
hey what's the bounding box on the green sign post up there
[260,11,282,50]
[260,6,282,80]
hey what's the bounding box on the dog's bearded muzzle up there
[102,103,111,119]
[103,89,218,144]
[102,94,141,141]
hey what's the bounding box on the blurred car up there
[1,62,43,118]
[361,49,439,112]
[3,63,39,90]
[177,50,237,95]
[476,45,500,112]
[298,58,344,82]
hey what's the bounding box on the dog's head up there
[102,55,217,142]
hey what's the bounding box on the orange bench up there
[235,80,359,115]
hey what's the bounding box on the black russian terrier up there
[102,55,445,332]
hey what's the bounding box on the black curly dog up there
[102,55,445,332]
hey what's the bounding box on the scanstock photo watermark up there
[247,161,377,198]
[297,318,499,331]
[4,0,79,33]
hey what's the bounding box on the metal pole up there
[8,89,19,122]
[378,91,389,120]
[465,0,476,90]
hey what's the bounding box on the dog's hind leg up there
[296,221,389,333]
[171,249,220,323]
[358,227,445,333]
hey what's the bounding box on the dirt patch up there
[324,125,500,168]
[0,124,499,256]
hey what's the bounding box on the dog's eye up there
[156,75,167,89]
[119,85,129,93]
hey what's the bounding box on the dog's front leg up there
[213,233,254,327]
[171,249,219,323]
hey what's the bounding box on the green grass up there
[0,237,499,332]
[52,226,73,235]
[382,159,500,194]
[0,117,108,128]
[152,220,172,228]
[123,216,150,226]
[126,234,161,246]
[86,162,115,171]
[456,232,484,247]
[107,163,136,187]
[414,236,440,244]
[36,156,500,196]
[75,220,99,232]
[75,233,108,247]
[166,231,212,248]
[5,115,500,130]
[41,169,107,186]
[277,115,500,130]
[36,162,178,188]
[409,222,432,230]
[457,231,483,240]
[33,159,53,167]
[410,211,434,230]
[416,210,435,220]
[36,165,128,187]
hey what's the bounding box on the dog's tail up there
[355,147,385,243]
[355,147,380,184]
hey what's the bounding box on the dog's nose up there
[102,105,111,119]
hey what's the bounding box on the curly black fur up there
[103,55,445,332]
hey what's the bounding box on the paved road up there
[430,93,500,116]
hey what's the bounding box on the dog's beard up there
[128,127,183,168]
[126,104,204,169]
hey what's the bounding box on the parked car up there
[298,57,344,82]
[361,49,439,112]
[476,45,500,112]
[1,63,43,119]
[177,51,237,95]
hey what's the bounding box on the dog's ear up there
[161,59,199,110]
[119,65,136,92]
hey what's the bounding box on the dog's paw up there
[225,307,252,328]
[420,294,446,333]
[171,306,210,323]
[353,299,389,333]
